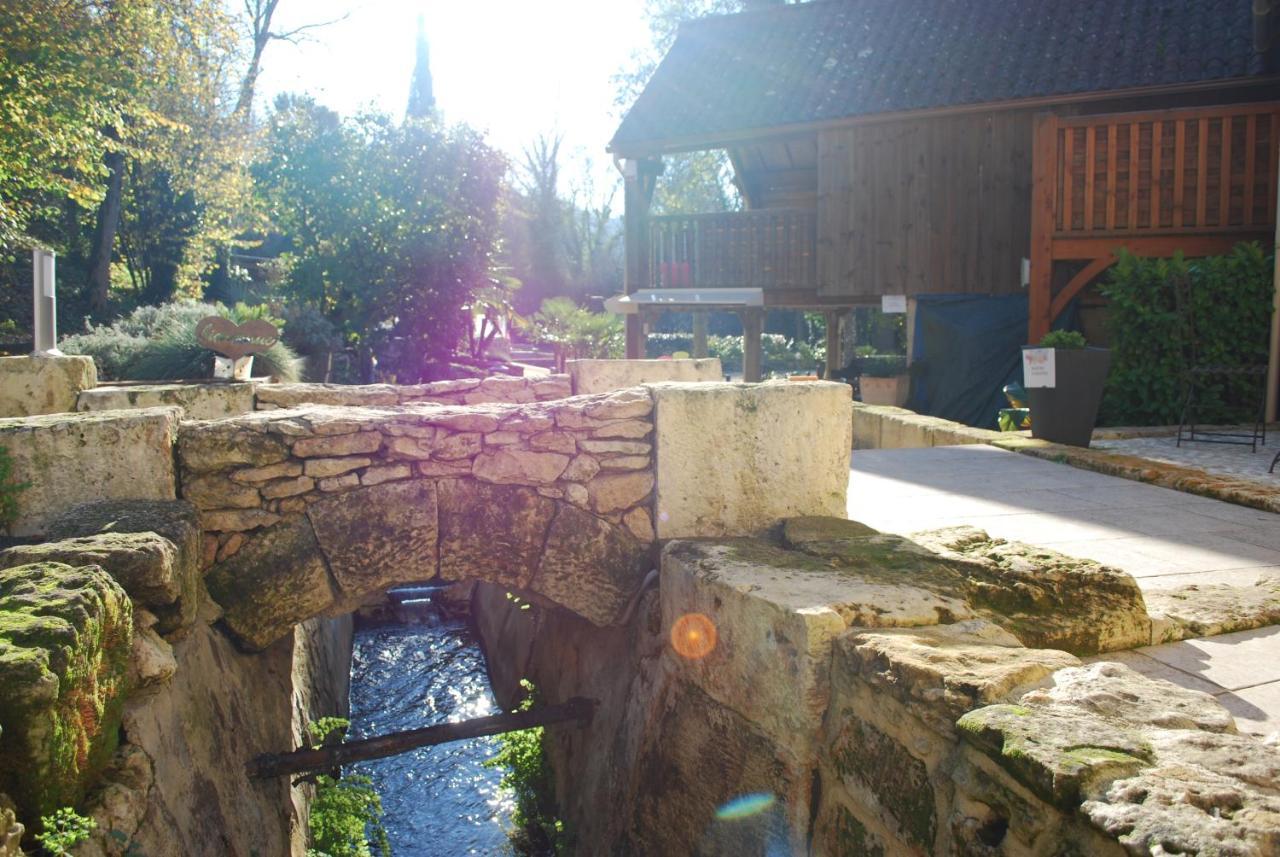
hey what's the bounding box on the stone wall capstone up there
[0,354,97,417]
[181,386,656,649]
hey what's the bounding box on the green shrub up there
[645,332,820,376]
[1098,243,1273,426]
[0,446,30,534]
[1038,330,1087,349]
[525,298,623,368]
[485,680,570,856]
[856,354,907,378]
[62,301,301,382]
[36,807,95,856]
[304,718,391,857]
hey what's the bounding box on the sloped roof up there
[610,0,1271,153]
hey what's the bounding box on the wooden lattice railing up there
[1051,103,1278,236]
[648,208,817,290]
[1029,101,1280,341]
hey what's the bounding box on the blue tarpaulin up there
[905,294,1029,429]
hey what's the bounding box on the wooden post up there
[824,310,842,378]
[1267,168,1279,423]
[692,310,709,358]
[741,309,764,382]
[623,158,661,359]
[1028,113,1058,344]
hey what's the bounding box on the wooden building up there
[609,0,1280,393]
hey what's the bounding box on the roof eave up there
[606,75,1280,159]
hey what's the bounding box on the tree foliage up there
[253,97,508,381]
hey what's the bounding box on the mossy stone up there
[0,561,133,823]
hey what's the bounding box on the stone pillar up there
[823,310,843,378]
[692,310,709,359]
[740,309,764,382]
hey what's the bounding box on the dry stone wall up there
[253,373,572,410]
[180,386,656,649]
[474,516,1280,856]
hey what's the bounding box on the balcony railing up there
[648,209,817,290]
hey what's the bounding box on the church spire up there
[407,15,435,119]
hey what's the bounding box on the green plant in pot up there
[1022,330,1111,447]
[856,354,910,406]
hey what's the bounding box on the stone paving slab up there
[849,444,1280,737]
[1093,434,1280,488]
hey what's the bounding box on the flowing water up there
[348,600,514,856]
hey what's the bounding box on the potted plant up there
[857,354,910,406]
[1022,330,1111,447]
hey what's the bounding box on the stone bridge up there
[177,382,853,650]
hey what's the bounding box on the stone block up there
[531,505,649,626]
[0,354,97,417]
[205,516,337,650]
[178,420,288,474]
[77,382,256,420]
[472,449,569,485]
[291,431,382,458]
[651,382,851,539]
[586,471,653,514]
[44,500,200,607]
[0,407,180,536]
[568,358,722,395]
[437,481,556,589]
[307,481,438,600]
[0,562,132,822]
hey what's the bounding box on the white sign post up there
[32,249,61,355]
[1022,348,1056,388]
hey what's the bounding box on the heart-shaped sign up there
[195,316,279,360]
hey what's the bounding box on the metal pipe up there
[247,697,596,780]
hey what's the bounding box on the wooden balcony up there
[647,208,817,291]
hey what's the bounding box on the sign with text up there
[881,294,907,314]
[1022,348,1056,388]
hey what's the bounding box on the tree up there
[254,97,508,381]
[612,0,745,215]
[406,16,436,120]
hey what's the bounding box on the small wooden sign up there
[1022,347,1056,388]
[195,317,278,360]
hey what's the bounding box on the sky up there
[255,0,654,200]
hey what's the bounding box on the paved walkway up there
[848,444,1280,737]
[1093,433,1279,489]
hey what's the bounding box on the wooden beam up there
[1267,167,1279,423]
[1028,113,1058,343]
[740,308,764,382]
[1049,235,1256,260]
[1049,255,1118,322]
[824,310,843,378]
[623,158,662,358]
[247,698,596,780]
[692,310,709,359]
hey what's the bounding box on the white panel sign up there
[1022,348,1056,388]
[881,294,907,314]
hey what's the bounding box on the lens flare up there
[715,792,776,820]
[670,613,717,659]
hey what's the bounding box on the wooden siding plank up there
[1128,121,1140,230]
[1244,114,1257,226]
[1063,127,1075,231]
[1084,125,1096,231]
[1220,116,1232,228]
[1151,119,1163,229]
[1196,119,1209,227]
[1173,119,1186,228]
[1106,124,1118,230]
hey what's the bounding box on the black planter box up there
[1024,347,1111,448]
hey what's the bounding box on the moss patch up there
[0,561,133,823]
[831,717,936,849]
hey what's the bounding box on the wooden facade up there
[1029,102,1280,341]
[816,111,1033,300]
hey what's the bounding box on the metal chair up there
[1174,274,1268,453]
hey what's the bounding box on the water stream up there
[347,602,513,856]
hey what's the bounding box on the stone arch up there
[181,388,659,650]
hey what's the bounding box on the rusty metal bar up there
[247,697,597,780]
